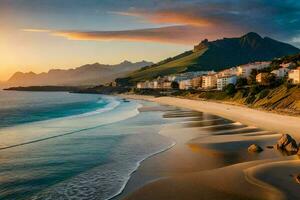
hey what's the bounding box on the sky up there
[1,0,300,81]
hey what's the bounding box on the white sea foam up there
[69,96,121,118]
[29,131,176,200]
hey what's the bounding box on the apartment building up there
[217,75,237,90]
[202,74,217,89]
[288,67,300,84]
[271,68,290,78]
[236,62,270,78]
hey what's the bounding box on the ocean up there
[0,91,176,200]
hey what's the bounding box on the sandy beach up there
[114,95,300,200]
[122,95,300,139]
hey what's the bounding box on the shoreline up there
[116,94,300,200]
[108,139,176,200]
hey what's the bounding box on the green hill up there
[117,32,300,86]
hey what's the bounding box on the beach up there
[115,95,300,200]
[1,91,300,200]
[122,95,300,138]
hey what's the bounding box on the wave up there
[0,97,142,151]
[66,96,121,118]
[107,140,176,200]
[29,131,176,200]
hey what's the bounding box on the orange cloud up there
[22,25,242,45]
[113,10,212,27]
[22,29,51,33]
[52,26,202,44]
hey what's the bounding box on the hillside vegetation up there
[126,48,207,82]
[179,85,300,115]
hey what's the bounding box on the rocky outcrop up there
[276,134,299,152]
[248,144,263,153]
[295,175,300,184]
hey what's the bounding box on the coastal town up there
[136,61,300,91]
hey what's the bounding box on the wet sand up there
[113,95,300,200]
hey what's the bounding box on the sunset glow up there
[1,0,300,81]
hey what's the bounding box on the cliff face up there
[193,39,209,52]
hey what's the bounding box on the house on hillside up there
[218,67,237,77]
[161,81,172,89]
[288,67,300,84]
[136,80,157,89]
[236,62,270,78]
[179,79,192,90]
[191,76,202,89]
[137,82,145,89]
[280,62,295,68]
[256,73,270,84]
[217,75,237,90]
[271,68,290,78]
[202,74,217,89]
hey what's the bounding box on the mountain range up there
[117,32,300,85]
[3,60,153,87]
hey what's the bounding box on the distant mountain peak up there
[239,32,265,49]
[5,60,153,86]
[121,60,132,64]
[242,32,262,40]
[12,71,36,77]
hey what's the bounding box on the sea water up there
[0,91,175,200]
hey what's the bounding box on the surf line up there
[0,121,120,151]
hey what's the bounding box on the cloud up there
[111,0,300,45]
[23,25,241,45]
[112,10,213,27]
[21,0,300,47]
[22,29,51,33]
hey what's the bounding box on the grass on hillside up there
[127,48,208,82]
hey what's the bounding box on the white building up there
[288,67,300,84]
[202,74,217,89]
[271,68,290,78]
[280,62,294,68]
[217,75,237,90]
[168,71,214,82]
[136,80,158,89]
[218,67,237,77]
[236,62,270,78]
[179,79,192,90]
[136,82,144,89]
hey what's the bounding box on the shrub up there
[258,89,270,99]
[236,77,248,87]
[240,88,249,97]
[224,84,237,96]
[250,84,263,95]
[171,81,179,89]
[245,95,256,104]
[284,80,294,90]
[248,69,258,85]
